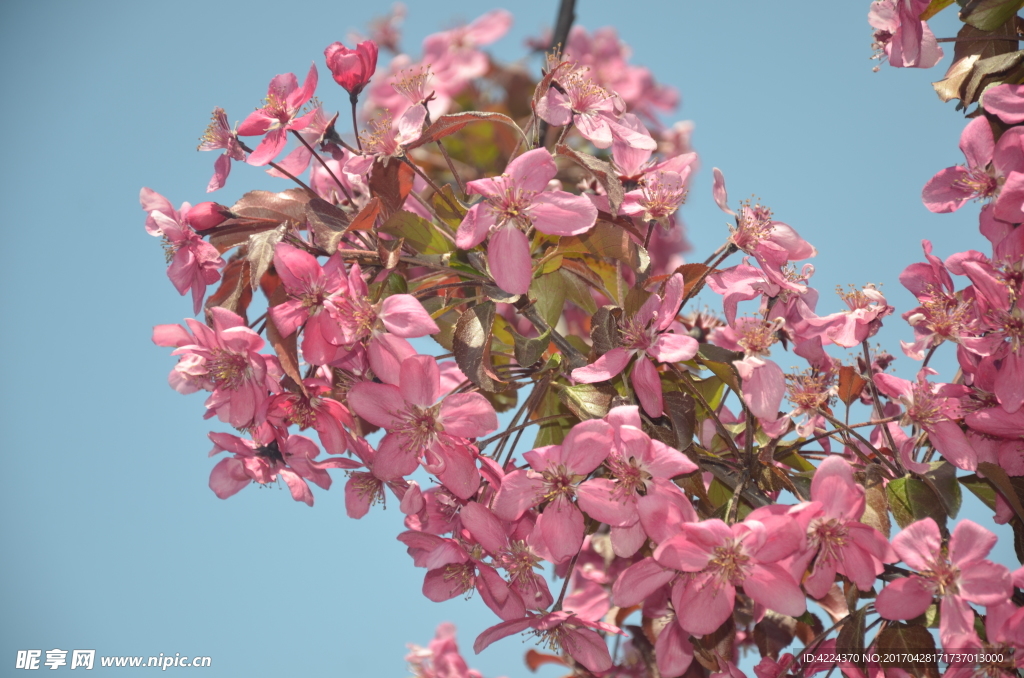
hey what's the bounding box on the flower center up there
[208,349,251,390]
[807,517,849,562]
[709,540,751,587]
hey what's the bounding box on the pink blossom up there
[324,40,378,98]
[407,623,501,678]
[572,273,698,417]
[577,407,698,556]
[982,83,1024,124]
[713,168,816,289]
[873,370,976,470]
[263,377,353,456]
[473,611,620,674]
[876,518,1012,646]
[803,284,893,349]
[266,105,335,180]
[422,10,512,89]
[208,428,355,506]
[868,0,943,69]
[348,355,497,498]
[237,64,319,166]
[197,107,246,192]
[342,435,410,519]
[711,317,787,423]
[456,148,597,294]
[536,63,656,150]
[345,105,425,175]
[491,420,613,563]
[790,457,896,599]
[140,188,225,314]
[653,514,806,635]
[152,307,282,429]
[922,117,1024,222]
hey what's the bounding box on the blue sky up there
[0,1,1016,676]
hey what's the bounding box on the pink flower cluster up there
[141,5,1024,677]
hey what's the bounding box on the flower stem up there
[350,93,363,152]
[289,130,354,204]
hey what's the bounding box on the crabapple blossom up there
[324,40,378,98]
[197,107,246,192]
[237,64,319,166]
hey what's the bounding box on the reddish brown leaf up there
[837,365,867,407]
[204,257,252,321]
[524,650,566,671]
[349,197,381,232]
[266,284,306,396]
[556,143,625,216]
[246,225,287,291]
[412,111,527,147]
[305,198,351,254]
[369,161,415,223]
[377,237,404,269]
[675,263,713,298]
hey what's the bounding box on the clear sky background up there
[0,1,1017,676]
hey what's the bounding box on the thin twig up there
[289,130,354,204]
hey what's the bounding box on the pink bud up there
[324,40,378,98]
[188,202,231,230]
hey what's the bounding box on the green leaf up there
[959,473,999,511]
[379,211,454,255]
[556,221,651,275]
[886,475,947,529]
[977,461,1024,522]
[923,461,961,519]
[510,327,551,366]
[560,267,598,315]
[876,623,939,677]
[554,382,618,420]
[960,0,1024,31]
[529,272,567,327]
[920,0,956,19]
[453,301,507,393]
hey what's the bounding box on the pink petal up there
[505,147,558,192]
[611,557,675,607]
[399,354,441,408]
[537,495,584,563]
[488,225,532,295]
[440,393,498,438]
[960,116,995,170]
[380,295,440,338]
[563,627,613,673]
[530,191,598,236]
[673,576,734,636]
[456,203,497,249]
[983,83,1024,123]
[572,347,631,383]
[246,128,288,167]
[208,458,250,499]
[560,419,614,474]
[473,617,537,654]
[921,166,975,213]
[577,477,637,526]
[655,620,694,678]
[712,168,734,215]
[875,576,934,620]
[368,334,416,385]
[648,332,698,363]
[891,518,941,570]
[744,562,806,617]
[460,501,508,554]
[491,470,546,521]
[348,382,406,428]
[631,357,664,417]
[958,559,1012,606]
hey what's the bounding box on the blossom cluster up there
[142,3,1024,677]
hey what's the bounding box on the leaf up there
[933,54,981,103]
[265,284,305,396]
[379,210,454,255]
[958,473,999,511]
[861,463,892,538]
[413,111,527,147]
[453,301,507,393]
[876,623,939,677]
[960,0,1024,32]
[204,257,253,321]
[511,327,550,366]
[953,15,1020,66]
[753,612,796,660]
[555,143,626,216]
[555,382,618,420]
[923,461,961,519]
[557,221,651,275]
[674,262,714,299]
[377,237,404,269]
[590,306,622,356]
[697,343,742,392]
[920,0,956,19]
[349,197,382,232]
[886,475,947,529]
[305,198,351,254]
[978,461,1024,522]
[524,650,566,671]
[246,225,287,291]
[432,184,467,230]
[529,272,567,327]
[837,365,867,407]
[369,160,415,223]
[835,607,867,671]
[230,188,310,224]
[963,50,1024,109]
[533,387,570,447]
[559,267,598,315]
[664,391,696,451]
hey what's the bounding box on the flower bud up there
[324,40,378,98]
[187,202,231,230]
